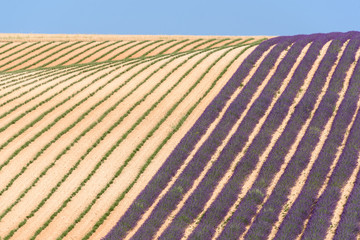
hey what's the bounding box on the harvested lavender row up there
[334,155,360,240]
[103,40,274,240]
[302,43,360,239]
[218,34,337,240]
[161,36,311,240]
[130,39,293,240]
[244,33,359,240]
[275,36,360,240]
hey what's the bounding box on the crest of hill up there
[0,34,272,73]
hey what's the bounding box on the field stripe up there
[85,44,266,240]
[90,41,136,62]
[141,40,177,57]
[1,42,68,72]
[103,39,272,240]
[22,41,82,70]
[0,42,55,71]
[124,40,164,59]
[107,40,150,61]
[22,46,228,239]
[121,43,271,240]
[301,42,360,239]
[215,38,332,240]
[0,62,124,165]
[184,38,307,240]
[59,41,110,66]
[74,41,122,64]
[273,42,360,240]
[334,153,360,239]
[0,52,185,238]
[325,99,360,240]
[244,33,359,240]
[157,42,300,239]
[0,42,28,63]
[128,39,291,240]
[127,45,259,240]
[173,39,203,53]
[39,41,95,68]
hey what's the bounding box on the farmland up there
[1,32,360,240]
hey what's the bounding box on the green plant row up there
[40,41,96,68]
[141,39,176,57]
[125,40,164,59]
[0,65,81,90]
[205,38,231,49]
[41,44,239,239]
[107,40,150,61]
[0,42,55,71]
[173,38,203,53]
[82,40,265,240]
[0,42,28,64]
[0,50,185,228]
[73,44,248,240]
[157,39,189,55]
[89,41,135,63]
[21,41,82,71]
[74,41,123,64]
[2,41,69,72]
[0,62,124,156]
[0,68,57,87]
[0,63,108,119]
[190,38,217,50]
[3,48,201,240]
[59,41,110,66]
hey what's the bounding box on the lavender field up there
[106,32,360,240]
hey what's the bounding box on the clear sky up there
[1,0,359,36]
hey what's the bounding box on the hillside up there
[1,32,360,240]
[0,34,265,239]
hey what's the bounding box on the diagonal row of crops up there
[0,36,257,73]
[0,35,263,239]
[106,32,360,240]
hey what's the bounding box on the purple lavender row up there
[243,33,359,240]
[130,39,294,240]
[159,36,312,240]
[302,40,360,239]
[187,32,338,240]
[302,100,360,240]
[275,35,360,240]
[217,34,338,240]
[103,37,277,240]
[334,151,360,240]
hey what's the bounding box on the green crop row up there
[107,40,150,61]
[0,62,123,156]
[124,40,163,59]
[83,40,265,239]
[3,49,195,240]
[39,41,95,68]
[0,42,55,71]
[74,41,123,64]
[0,52,182,230]
[59,41,110,66]
[52,44,240,239]
[173,39,203,53]
[141,39,176,57]
[157,39,189,55]
[2,42,68,72]
[0,63,107,118]
[0,42,28,64]
[190,38,217,50]
[21,41,82,71]
[89,41,135,63]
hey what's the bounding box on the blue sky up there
[1,0,359,36]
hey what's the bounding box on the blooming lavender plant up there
[103,39,275,240]
[244,33,359,240]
